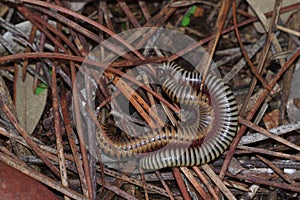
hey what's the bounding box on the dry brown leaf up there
[15,65,47,135]
[263,109,280,130]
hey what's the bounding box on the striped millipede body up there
[97,62,238,170]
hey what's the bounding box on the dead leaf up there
[193,6,204,17]
[15,65,47,135]
[287,62,300,122]
[248,0,299,33]
[263,109,280,130]
[0,3,9,17]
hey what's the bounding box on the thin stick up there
[0,98,61,177]
[239,117,300,152]
[61,85,89,197]
[240,0,283,114]
[225,171,300,193]
[172,167,191,200]
[202,0,231,87]
[193,166,220,200]
[201,164,236,200]
[155,171,175,200]
[52,63,70,199]
[256,155,296,184]
[19,0,145,59]
[181,167,211,199]
[232,0,270,90]
[277,24,300,37]
[70,61,94,199]
[237,145,300,162]
[219,38,300,181]
[0,52,178,113]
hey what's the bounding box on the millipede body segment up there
[96,62,238,170]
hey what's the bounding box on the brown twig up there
[16,6,68,53]
[239,117,300,152]
[138,1,151,22]
[99,1,115,32]
[256,155,296,184]
[219,33,300,181]
[107,72,164,128]
[202,0,231,86]
[172,167,191,200]
[224,171,300,193]
[168,2,300,62]
[118,1,141,28]
[201,164,236,200]
[103,167,170,197]
[70,60,94,199]
[237,145,300,162]
[51,62,70,198]
[0,97,61,177]
[61,87,89,197]
[181,167,211,199]
[19,0,145,60]
[95,178,139,200]
[279,11,300,122]
[155,171,175,200]
[239,0,282,114]
[192,166,220,200]
[232,0,271,90]
[0,52,178,113]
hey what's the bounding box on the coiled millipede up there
[97,62,238,170]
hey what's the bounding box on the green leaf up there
[181,16,191,27]
[35,83,48,95]
[121,22,127,31]
[189,5,197,15]
[181,5,197,27]
[34,70,51,95]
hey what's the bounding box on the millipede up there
[96,62,238,170]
